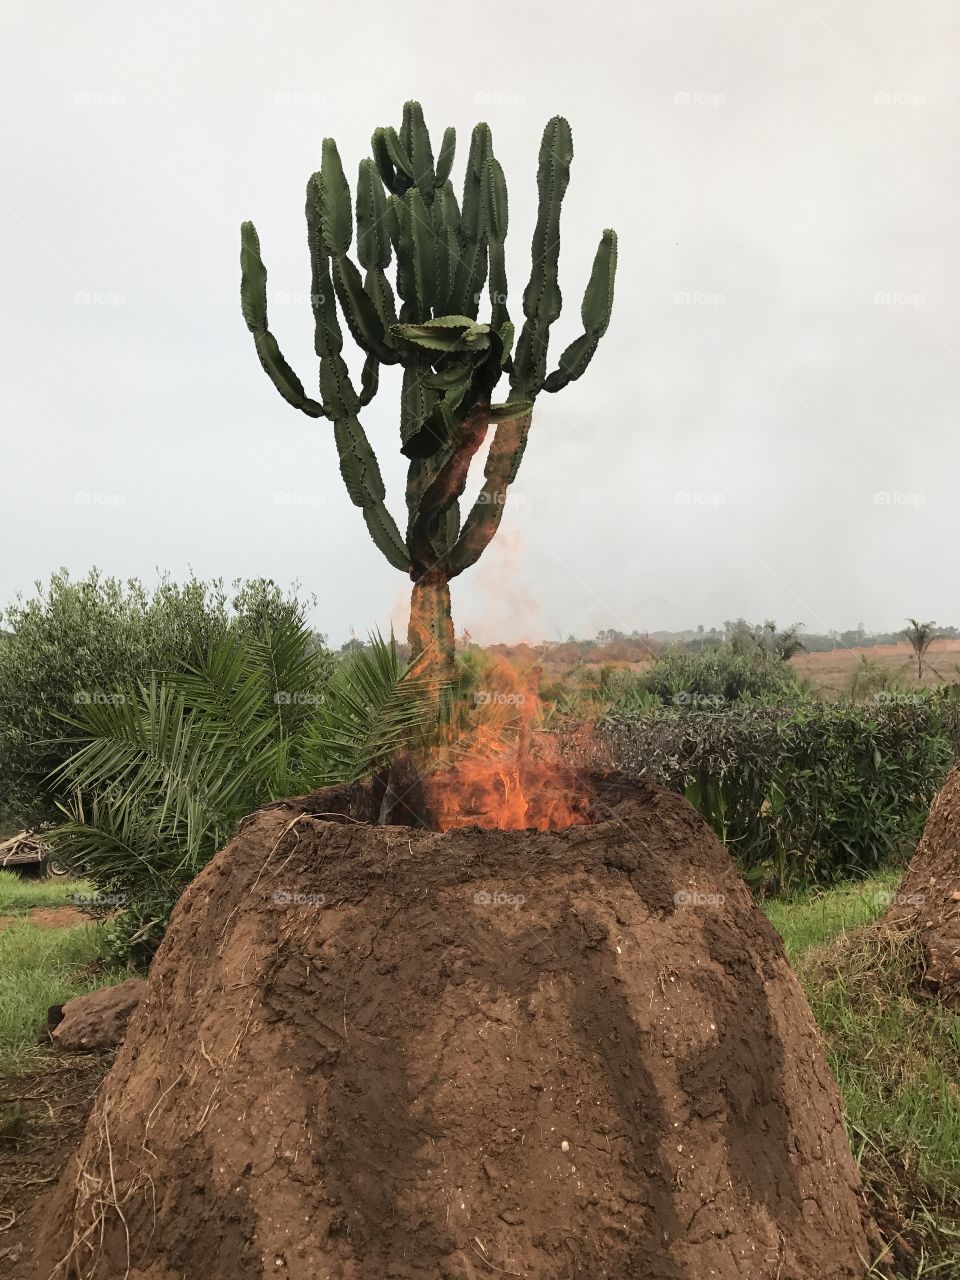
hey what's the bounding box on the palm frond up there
[296,633,436,787]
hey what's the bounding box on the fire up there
[424,757,591,832]
[422,665,592,831]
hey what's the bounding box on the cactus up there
[240,103,617,683]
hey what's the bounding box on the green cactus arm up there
[363,266,398,332]
[360,354,379,406]
[511,116,573,397]
[305,176,344,360]
[330,253,397,363]
[239,221,324,417]
[484,157,510,332]
[371,126,410,196]
[318,352,361,419]
[404,187,437,317]
[334,416,410,571]
[356,158,391,270]
[447,409,532,577]
[435,127,456,187]
[400,361,440,457]
[318,138,352,256]
[251,331,325,417]
[404,101,436,201]
[543,228,617,393]
[384,127,415,186]
[364,505,410,571]
[452,124,492,318]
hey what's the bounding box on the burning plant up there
[239,101,617,685]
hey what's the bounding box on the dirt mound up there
[20,774,881,1279]
[886,762,960,1003]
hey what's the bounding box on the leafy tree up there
[0,569,326,829]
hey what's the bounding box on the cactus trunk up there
[408,571,455,685]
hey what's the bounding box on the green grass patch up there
[762,869,900,961]
[0,869,94,914]
[0,917,134,1074]
[767,877,960,1276]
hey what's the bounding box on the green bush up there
[600,692,960,889]
[0,569,325,829]
[623,641,801,709]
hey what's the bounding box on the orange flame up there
[422,665,591,831]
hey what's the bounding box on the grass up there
[0,874,133,1074]
[762,869,901,960]
[0,868,94,914]
[765,876,960,1277]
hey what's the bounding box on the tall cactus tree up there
[240,103,617,684]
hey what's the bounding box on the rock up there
[50,978,146,1052]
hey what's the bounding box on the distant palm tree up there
[903,618,938,682]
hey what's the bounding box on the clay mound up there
[22,774,881,1280]
[886,761,960,1003]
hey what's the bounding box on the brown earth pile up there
[886,762,960,1003]
[19,774,881,1279]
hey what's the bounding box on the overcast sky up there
[2,1,958,646]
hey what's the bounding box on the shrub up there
[599,692,960,889]
[47,624,431,964]
[619,641,801,709]
[0,569,325,829]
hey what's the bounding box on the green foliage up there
[240,103,617,630]
[847,654,907,701]
[0,917,134,1073]
[46,621,433,963]
[623,641,802,708]
[0,570,325,829]
[601,692,960,889]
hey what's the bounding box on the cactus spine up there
[240,104,617,683]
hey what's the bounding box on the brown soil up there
[0,907,89,933]
[886,762,960,1003]
[17,774,883,1279]
[0,1056,110,1269]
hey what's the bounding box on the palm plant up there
[903,617,938,682]
[47,619,433,955]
